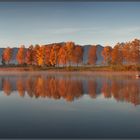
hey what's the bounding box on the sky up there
[0,2,140,48]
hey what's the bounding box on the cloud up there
[50,28,79,34]
[108,26,140,36]
[46,26,140,37]
[48,27,97,35]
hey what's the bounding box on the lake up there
[0,72,140,138]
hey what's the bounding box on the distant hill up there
[82,44,104,65]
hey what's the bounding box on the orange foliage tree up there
[130,39,140,65]
[122,42,132,64]
[16,45,26,65]
[65,42,75,66]
[2,47,12,64]
[45,45,52,66]
[49,45,56,66]
[111,43,123,65]
[34,44,45,66]
[37,45,45,66]
[72,45,83,66]
[102,46,112,65]
[122,39,140,65]
[26,45,34,65]
[53,44,61,67]
[58,46,67,67]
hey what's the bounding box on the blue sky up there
[0,2,140,47]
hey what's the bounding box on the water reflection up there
[1,74,140,105]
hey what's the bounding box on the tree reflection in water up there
[1,75,140,105]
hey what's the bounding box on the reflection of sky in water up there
[0,74,140,138]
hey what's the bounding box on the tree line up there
[102,39,140,65]
[1,38,140,67]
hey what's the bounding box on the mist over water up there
[0,72,140,138]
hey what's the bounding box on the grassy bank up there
[0,64,140,72]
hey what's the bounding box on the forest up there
[1,38,140,70]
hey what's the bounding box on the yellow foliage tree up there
[34,45,45,66]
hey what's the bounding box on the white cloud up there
[47,27,97,35]
[46,26,140,38]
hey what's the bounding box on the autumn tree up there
[58,46,67,67]
[88,45,97,65]
[49,45,56,66]
[2,47,12,65]
[16,45,26,65]
[72,45,83,67]
[45,45,52,66]
[130,39,140,65]
[122,39,140,65]
[102,46,112,65]
[111,43,123,65]
[53,44,61,67]
[122,42,132,64]
[26,45,34,65]
[34,44,40,65]
[34,44,45,66]
[65,42,75,66]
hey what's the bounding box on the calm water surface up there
[0,72,140,138]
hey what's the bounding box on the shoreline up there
[0,67,139,76]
